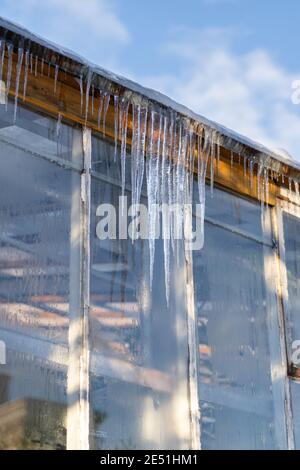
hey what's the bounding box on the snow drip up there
[1,40,300,303]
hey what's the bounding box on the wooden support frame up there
[1,48,286,207]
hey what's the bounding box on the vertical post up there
[273,204,295,449]
[67,128,84,450]
[184,209,201,450]
[80,127,92,449]
[262,206,291,449]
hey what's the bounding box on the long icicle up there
[114,95,119,161]
[5,43,13,109]
[161,115,171,304]
[120,98,130,214]
[146,110,157,288]
[97,90,104,129]
[13,47,24,122]
[23,49,30,101]
[136,106,147,207]
[0,40,5,100]
[84,69,93,125]
[54,64,59,95]
[102,93,110,136]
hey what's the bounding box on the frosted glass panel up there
[0,114,81,449]
[0,100,81,165]
[283,213,300,348]
[290,382,300,449]
[194,195,285,449]
[195,183,269,241]
[89,137,191,450]
[282,212,300,447]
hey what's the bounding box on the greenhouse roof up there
[0,15,299,179]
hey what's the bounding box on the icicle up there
[23,49,29,101]
[30,53,33,74]
[91,85,95,116]
[41,58,44,75]
[210,130,215,198]
[249,159,254,191]
[295,180,300,203]
[257,164,263,201]
[56,113,62,138]
[171,117,178,211]
[54,64,59,95]
[176,121,188,252]
[13,47,24,123]
[47,62,51,77]
[97,91,104,129]
[0,40,5,99]
[146,110,158,288]
[131,103,140,206]
[34,55,38,77]
[197,126,209,251]
[288,177,292,199]
[244,156,247,179]
[5,43,13,108]
[114,95,119,161]
[168,114,175,248]
[161,115,171,304]
[84,69,93,125]
[136,106,148,206]
[79,74,83,115]
[156,113,163,204]
[216,133,221,174]
[120,98,130,209]
[102,93,110,136]
[188,126,196,200]
[264,167,269,207]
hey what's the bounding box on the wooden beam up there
[3,50,281,205]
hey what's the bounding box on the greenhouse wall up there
[0,99,299,450]
[0,17,300,450]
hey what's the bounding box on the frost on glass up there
[0,100,81,165]
[282,212,300,448]
[89,137,191,450]
[194,189,285,450]
[0,106,81,449]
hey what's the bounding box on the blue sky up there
[1,0,300,159]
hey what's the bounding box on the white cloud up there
[0,0,130,67]
[140,28,300,160]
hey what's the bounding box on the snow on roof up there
[0,15,299,175]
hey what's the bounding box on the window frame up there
[275,196,300,448]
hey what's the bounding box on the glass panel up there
[0,100,81,165]
[290,382,300,449]
[282,212,300,447]
[195,183,269,241]
[0,111,81,449]
[194,192,285,449]
[283,213,300,348]
[89,137,191,450]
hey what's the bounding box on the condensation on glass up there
[282,212,300,448]
[89,137,191,449]
[0,98,299,450]
[193,188,287,449]
[0,100,82,449]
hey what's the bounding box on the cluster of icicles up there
[1,39,300,304]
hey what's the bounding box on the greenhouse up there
[0,16,299,450]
